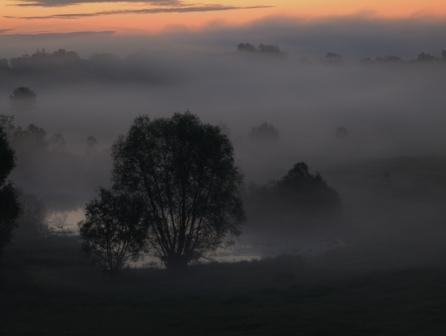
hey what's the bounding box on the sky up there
[1,0,446,35]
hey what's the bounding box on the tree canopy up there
[81,112,244,270]
[248,162,341,234]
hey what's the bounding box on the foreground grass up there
[2,236,446,335]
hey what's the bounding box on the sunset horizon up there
[2,0,446,35]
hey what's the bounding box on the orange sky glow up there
[1,0,446,35]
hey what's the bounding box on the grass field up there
[2,235,446,335]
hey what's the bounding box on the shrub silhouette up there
[80,188,147,274]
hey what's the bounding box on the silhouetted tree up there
[417,52,436,62]
[361,57,373,64]
[111,112,244,269]
[250,122,279,142]
[80,188,147,274]
[86,136,98,152]
[12,124,47,151]
[48,133,66,151]
[238,43,257,53]
[275,163,340,208]
[237,43,284,56]
[9,87,36,103]
[10,86,37,115]
[258,44,283,55]
[325,52,343,64]
[87,136,98,147]
[248,162,340,234]
[0,127,20,255]
[335,126,350,139]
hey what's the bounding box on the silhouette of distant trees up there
[250,122,279,142]
[10,49,81,72]
[81,112,244,270]
[417,52,436,62]
[1,49,166,84]
[0,126,20,255]
[237,43,284,56]
[238,43,257,53]
[325,52,343,64]
[80,189,147,274]
[362,50,446,64]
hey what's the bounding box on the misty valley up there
[2,39,446,335]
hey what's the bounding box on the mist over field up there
[0,17,446,260]
[3,15,446,335]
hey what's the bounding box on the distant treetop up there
[237,43,284,56]
[250,122,279,142]
[9,87,36,103]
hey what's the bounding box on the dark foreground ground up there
[2,236,446,336]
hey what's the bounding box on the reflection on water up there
[45,209,262,267]
[46,208,84,234]
[134,254,262,269]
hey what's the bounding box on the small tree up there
[248,162,340,235]
[48,133,66,151]
[80,188,147,274]
[325,52,343,64]
[250,122,279,142]
[10,87,36,102]
[86,136,98,151]
[12,124,47,151]
[112,112,244,269]
[0,127,20,255]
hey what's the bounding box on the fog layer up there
[2,16,446,267]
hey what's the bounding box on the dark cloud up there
[7,4,272,20]
[0,30,115,39]
[16,0,180,7]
